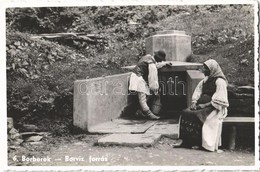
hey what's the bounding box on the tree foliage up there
[6,7,79,33]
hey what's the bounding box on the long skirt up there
[180,106,214,147]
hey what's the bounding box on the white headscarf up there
[204,59,227,83]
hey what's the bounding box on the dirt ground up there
[8,134,255,167]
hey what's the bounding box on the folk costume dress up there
[128,54,167,118]
[180,59,229,151]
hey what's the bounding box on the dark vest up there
[133,55,156,82]
[202,77,225,97]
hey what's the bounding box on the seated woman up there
[179,59,229,152]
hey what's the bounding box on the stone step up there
[94,118,181,147]
[88,119,157,134]
[97,134,162,147]
[145,119,180,139]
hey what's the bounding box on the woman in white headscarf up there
[180,59,229,152]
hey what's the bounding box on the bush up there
[6,7,79,33]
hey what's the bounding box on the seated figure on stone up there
[128,50,171,120]
[179,59,229,152]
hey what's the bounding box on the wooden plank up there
[223,117,254,123]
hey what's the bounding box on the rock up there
[18,45,24,50]
[20,132,38,139]
[38,132,51,136]
[20,132,51,139]
[9,44,16,49]
[73,142,86,146]
[13,139,23,145]
[29,141,43,145]
[14,41,21,46]
[10,133,20,140]
[240,59,249,66]
[22,124,39,132]
[9,128,18,135]
[25,136,43,142]
[17,139,23,144]
[9,146,18,150]
[7,118,14,131]
[230,37,238,41]
[205,161,214,165]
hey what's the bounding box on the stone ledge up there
[97,134,162,147]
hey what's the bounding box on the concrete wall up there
[145,30,191,62]
[73,69,206,130]
[73,73,131,131]
[186,70,205,107]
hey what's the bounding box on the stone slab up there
[122,62,202,71]
[88,119,157,134]
[97,134,162,147]
[7,118,13,130]
[153,30,186,35]
[145,30,191,62]
[73,73,131,131]
[145,119,180,139]
[158,61,202,72]
[25,136,43,142]
[186,70,204,107]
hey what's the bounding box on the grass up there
[153,5,255,86]
[154,5,254,36]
